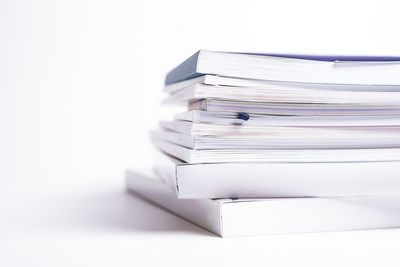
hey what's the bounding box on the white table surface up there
[2,180,400,267]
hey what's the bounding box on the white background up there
[1,0,400,266]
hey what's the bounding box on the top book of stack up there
[165,50,400,85]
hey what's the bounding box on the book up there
[153,151,400,198]
[164,75,400,94]
[164,78,400,105]
[151,130,400,149]
[159,120,400,136]
[126,170,400,237]
[175,110,400,127]
[188,99,400,116]
[165,51,400,85]
[152,138,400,164]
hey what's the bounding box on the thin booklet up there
[188,99,400,116]
[164,77,400,105]
[164,75,400,94]
[175,110,400,126]
[152,137,400,164]
[151,130,400,149]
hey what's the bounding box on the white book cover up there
[164,75,400,93]
[153,151,400,199]
[189,99,400,116]
[175,110,400,127]
[126,169,400,237]
[152,137,400,164]
[151,130,400,150]
[159,120,400,136]
[163,81,400,105]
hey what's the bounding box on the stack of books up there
[127,50,400,237]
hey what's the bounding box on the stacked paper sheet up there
[127,50,400,237]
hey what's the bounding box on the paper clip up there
[237,112,250,121]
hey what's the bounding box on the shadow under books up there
[70,189,214,236]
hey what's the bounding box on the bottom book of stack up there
[126,170,400,237]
